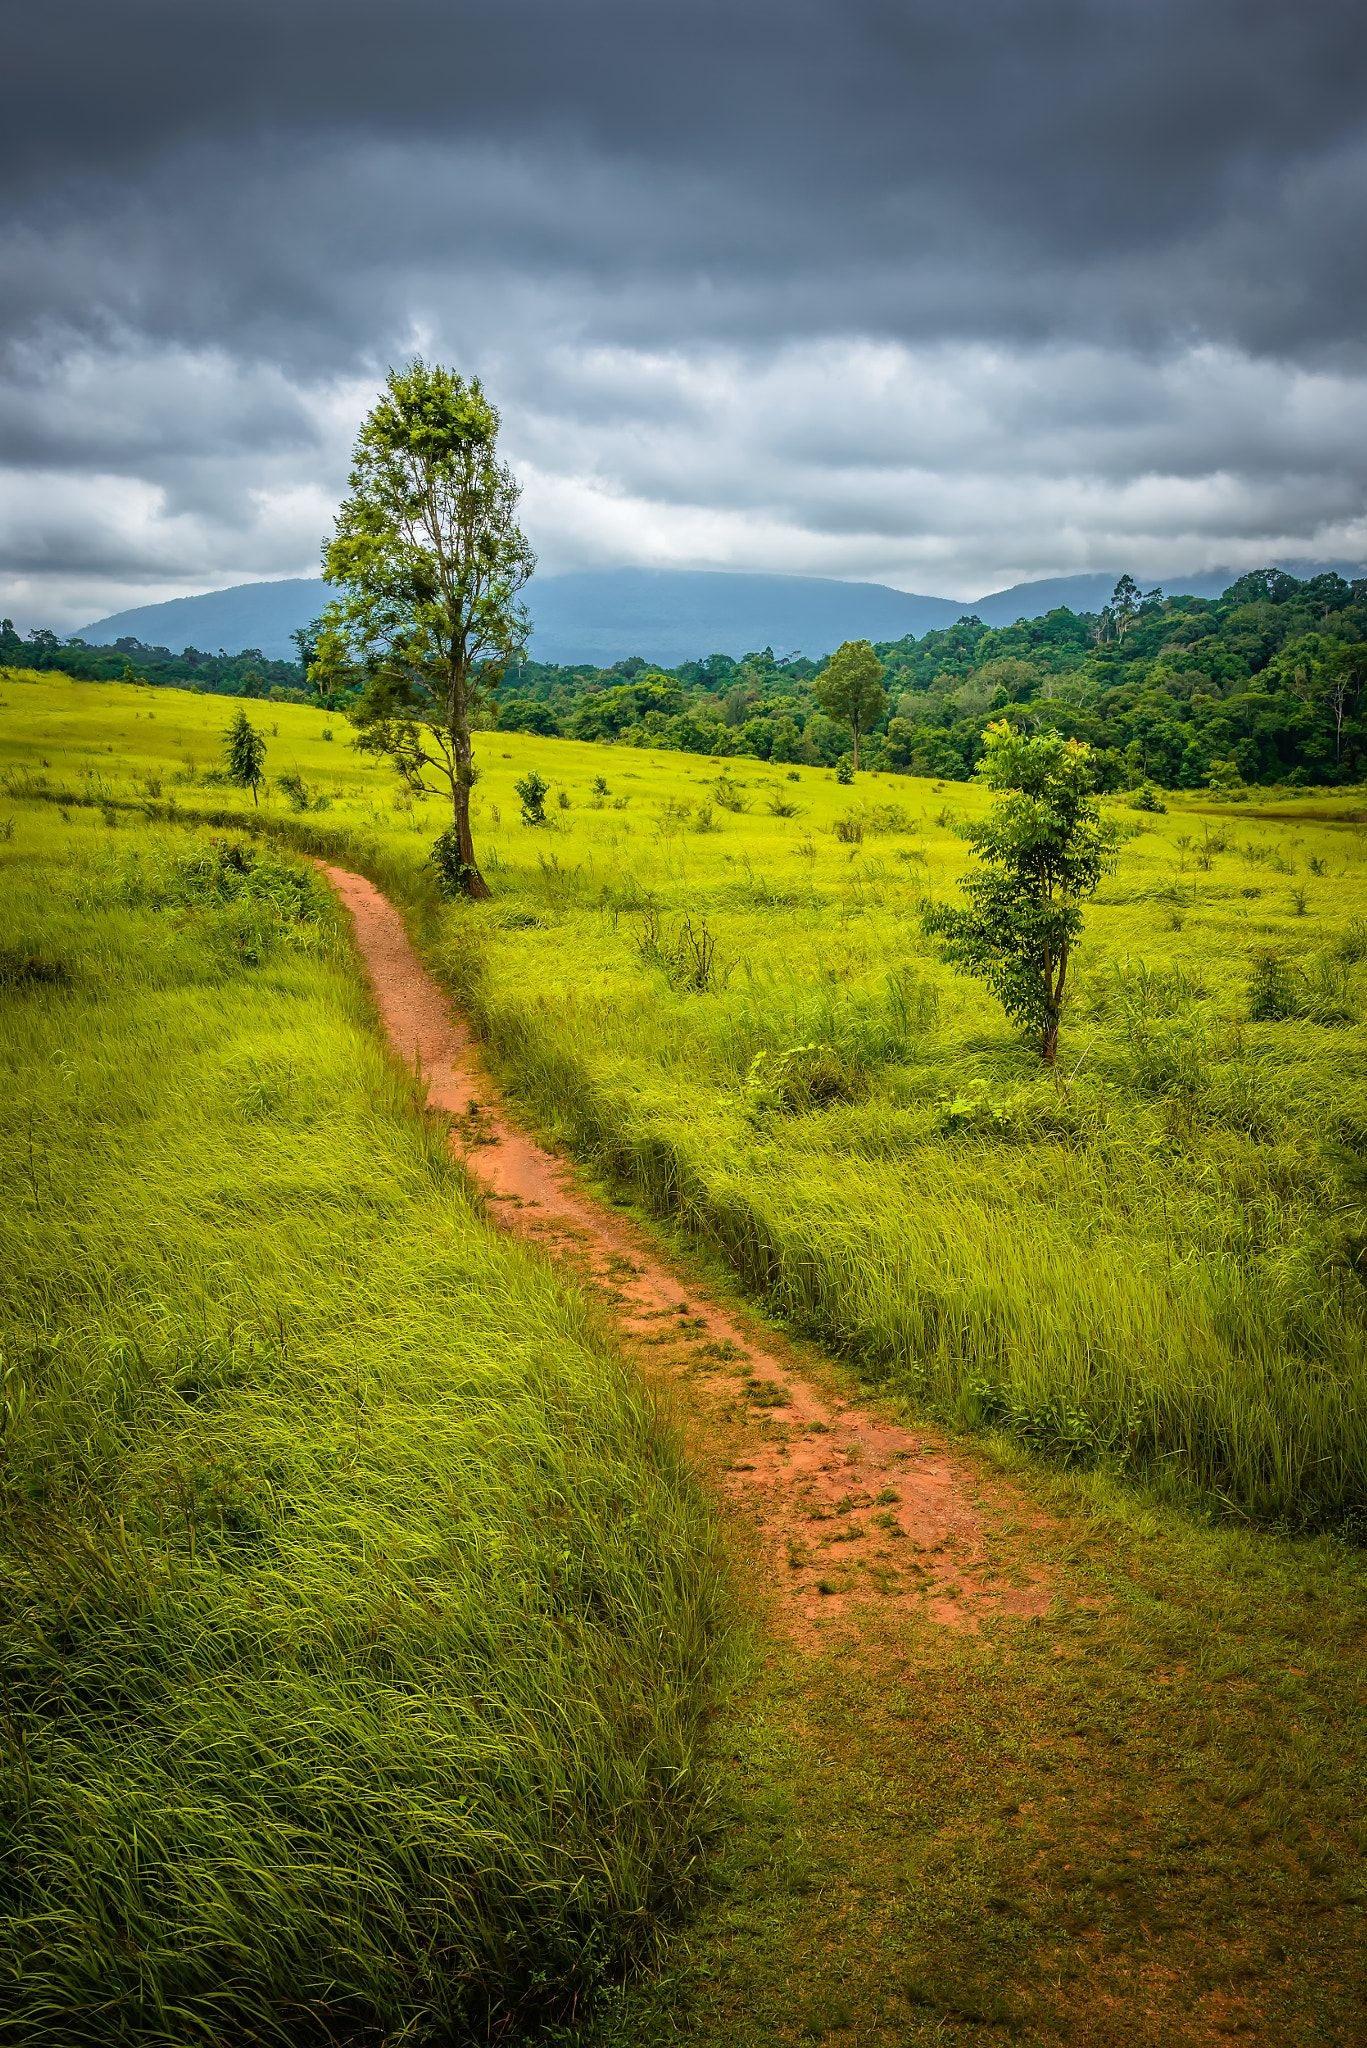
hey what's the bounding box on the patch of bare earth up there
[325,866,1051,1644]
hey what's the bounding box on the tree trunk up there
[1041,939,1069,1064]
[851,720,860,774]
[450,687,491,899]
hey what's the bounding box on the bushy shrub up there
[636,908,733,993]
[429,824,478,899]
[275,769,314,811]
[744,1042,863,1118]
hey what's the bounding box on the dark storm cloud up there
[7,0,1367,363]
[3,1,1367,625]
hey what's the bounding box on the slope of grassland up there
[7,671,1362,1526]
[0,795,733,2045]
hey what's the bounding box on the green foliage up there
[317,359,535,897]
[0,805,732,2041]
[924,723,1116,1060]
[428,822,479,897]
[514,768,549,824]
[834,753,854,785]
[1207,756,1245,795]
[223,707,266,803]
[481,566,1367,788]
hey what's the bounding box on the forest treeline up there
[8,565,1367,787]
[498,570,1367,789]
[0,621,308,701]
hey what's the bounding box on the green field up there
[2,670,1366,2045]
[0,780,732,2043]
[8,669,1365,1526]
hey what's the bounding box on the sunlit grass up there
[4,668,1366,1524]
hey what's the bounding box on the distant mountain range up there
[74,561,1367,668]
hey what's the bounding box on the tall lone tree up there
[923,723,1116,1063]
[814,639,886,774]
[314,360,535,898]
[224,707,267,805]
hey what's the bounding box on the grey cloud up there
[4,1,1367,625]
[5,2,1367,363]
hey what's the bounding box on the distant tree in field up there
[313,358,535,899]
[224,708,267,805]
[814,640,886,773]
[923,722,1116,1063]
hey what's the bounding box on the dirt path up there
[326,866,1049,1640]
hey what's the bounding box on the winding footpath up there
[326,865,1049,1643]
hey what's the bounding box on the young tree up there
[923,723,1116,1063]
[313,359,535,899]
[814,639,886,773]
[224,707,267,805]
[514,770,549,824]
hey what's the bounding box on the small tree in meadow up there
[313,359,535,899]
[224,708,267,805]
[515,770,549,825]
[814,640,886,774]
[923,722,1116,1063]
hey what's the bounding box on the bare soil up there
[325,865,1050,1642]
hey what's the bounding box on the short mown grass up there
[0,799,734,2044]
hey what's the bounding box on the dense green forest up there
[9,566,1367,787]
[497,570,1367,788]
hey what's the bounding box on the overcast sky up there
[5,0,1367,629]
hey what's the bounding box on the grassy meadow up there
[2,670,1366,2045]
[0,786,733,2042]
[6,669,1364,1529]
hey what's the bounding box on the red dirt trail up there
[326,865,1050,1642]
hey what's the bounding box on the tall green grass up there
[0,803,733,2044]
[4,670,1366,1527]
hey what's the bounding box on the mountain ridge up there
[72,561,1367,667]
